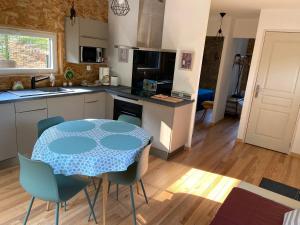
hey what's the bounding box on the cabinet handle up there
[85,100,99,103]
[120,111,137,117]
[17,108,47,113]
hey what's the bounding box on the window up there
[0,27,57,74]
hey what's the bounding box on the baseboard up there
[150,147,169,160]
[0,157,19,170]
[236,138,244,143]
[290,152,300,159]
[150,146,185,160]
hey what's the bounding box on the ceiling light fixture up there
[111,0,130,16]
[69,1,77,25]
[216,12,226,38]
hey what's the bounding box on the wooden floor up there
[1,113,300,225]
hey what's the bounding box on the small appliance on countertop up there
[99,67,110,85]
[110,75,119,86]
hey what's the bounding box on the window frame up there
[0,27,58,75]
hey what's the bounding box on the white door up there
[246,32,300,153]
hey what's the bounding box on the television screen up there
[131,50,176,94]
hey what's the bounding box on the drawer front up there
[84,93,106,103]
[15,99,47,113]
[16,109,47,156]
[47,95,84,121]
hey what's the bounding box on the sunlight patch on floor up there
[166,168,240,203]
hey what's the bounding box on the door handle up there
[254,84,260,98]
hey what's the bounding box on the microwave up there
[80,46,104,63]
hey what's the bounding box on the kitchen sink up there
[8,87,74,97]
[38,87,74,93]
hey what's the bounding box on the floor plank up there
[1,115,300,225]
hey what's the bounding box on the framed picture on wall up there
[118,48,129,63]
[179,51,194,70]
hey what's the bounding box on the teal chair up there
[37,116,65,137]
[90,139,153,225]
[37,116,66,210]
[18,154,97,225]
[118,114,142,127]
[37,116,101,191]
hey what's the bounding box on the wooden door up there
[246,32,300,153]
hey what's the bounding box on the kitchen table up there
[32,119,151,225]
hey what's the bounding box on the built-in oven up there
[113,97,143,121]
[80,46,104,63]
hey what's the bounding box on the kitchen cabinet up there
[0,103,18,161]
[106,93,114,119]
[142,101,192,159]
[15,100,47,156]
[84,93,106,119]
[65,17,108,64]
[47,95,84,121]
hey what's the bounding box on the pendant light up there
[216,12,226,38]
[111,0,130,16]
[69,1,77,25]
[214,12,226,61]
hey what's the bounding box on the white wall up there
[204,15,258,123]
[233,18,259,38]
[211,16,237,122]
[108,0,139,86]
[237,9,300,154]
[162,0,211,147]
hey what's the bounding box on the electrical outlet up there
[86,65,91,71]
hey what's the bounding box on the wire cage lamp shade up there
[111,0,130,16]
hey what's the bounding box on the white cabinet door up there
[106,94,114,119]
[142,101,174,152]
[79,18,108,40]
[15,99,48,156]
[84,93,106,119]
[47,95,84,121]
[0,103,18,161]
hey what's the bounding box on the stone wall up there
[199,37,224,90]
[0,0,108,90]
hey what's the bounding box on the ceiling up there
[210,0,300,18]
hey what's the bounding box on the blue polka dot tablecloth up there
[31,119,152,176]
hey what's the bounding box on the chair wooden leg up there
[91,177,97,190]
[136,182,140,195]
[55,203,59,225]
[140,179,149,204]
[84,188,98,224]
[46,201,51,211]
[108,181,111,194]
[88,179,102,222]
[23,197,35,225]
[129,185,137,225]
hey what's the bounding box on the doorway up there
[225,38,254,117]
[195,36,224,124]
[246,32,300,153]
